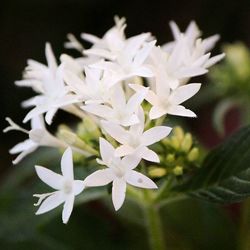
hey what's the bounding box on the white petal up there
[126,170,157,189]
[45,108,57,125]
[35,165,63,189]
[132,66,154,77]
[137,147,160,163]
[177,67,208,78]
[61,147,74,180]
[122,156,141,170]
[9,139,37,154]
[11,146,37,165]
[112,179,126,211]
[169,21,181,40]
[36,191,64,215]
[202,34,220,52]
[82,104,113,120]
[83,169,113,187]
[204,53,225,68]
[99,138,115,165]
[167,105,197,117]
[101,121,130,144]
[126,89,147,112]
[169,83,201,105]
[45,43,58,73]
[149,106,167,120]
[142,126,172,146]
[31,115,45,130]
[73,180,85,196]
[115,145,135,157]
[62,194,74,224]
[133,41,156,66]
[84,48,116,61]
[23,105,49,123]
[121,114,139,127]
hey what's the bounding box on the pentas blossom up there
[84,138,157,210]
[82,84,148,126]
[90,38,155,81]
[34,147,85,224]
[64,66,120,104]
[17,43,79,125]
[130,81,201,119]
[148,22,224,89]
[4,116,64,164]
[82,16,127,60]
[6,17,225,223]
[101,108,172,162]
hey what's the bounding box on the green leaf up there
[177,125,250,203]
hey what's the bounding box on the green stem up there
[143,191,166,250]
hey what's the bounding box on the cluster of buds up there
[4,17,224,223]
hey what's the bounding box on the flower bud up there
[166,153,175,163]
[181,133,192,152]
[173,166,183,176]
[148,167,167,178]
[173,126,184,142]
[187,147,199,162]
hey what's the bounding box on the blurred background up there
[0,0,250,249]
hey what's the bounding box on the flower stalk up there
[143,190,166,250]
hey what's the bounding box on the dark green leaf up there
[177,125,250,203]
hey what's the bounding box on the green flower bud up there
[58,129,98,156]
[181,133,192,152]
[187,147,199,162]
[166,153,175,163]
[171,136,180,150]
[173,166,183,176]
[148,167,167,178]
[173,126,184,142]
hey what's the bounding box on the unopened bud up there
[148,167,167,178]
[59,129,98,155]
[171,136,180,150]
[181,133,192,152]
[173,126,184,142]
[173,166,183,176]
[166,154,175,163]
[187,147,199,162]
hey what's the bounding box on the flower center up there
[63,180,73,194]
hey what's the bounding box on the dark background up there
[0,0,250,171]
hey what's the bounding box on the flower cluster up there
[4,17,224,223]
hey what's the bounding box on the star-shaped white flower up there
[34,147,85,224]
[64,66,120,104]
[4,116,64,164]
[101,108,172,162]
[84,138,157,210]
[90,38,155,81]
[82,84,147,126]
[20,43,79,125]
[130,81,201,120]
[82,16,127,61]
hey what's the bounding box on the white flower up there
[130,81,201,120]
[90,39,155,80]
[82,84,147,126]
[19,43,79,125]
[34,147,85,224]
[84,138,157,210]
[101,108,172,162]
[82,16,127,60]
[150,21,224,89]
[64,66,120,104]
[4,116,64,164]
